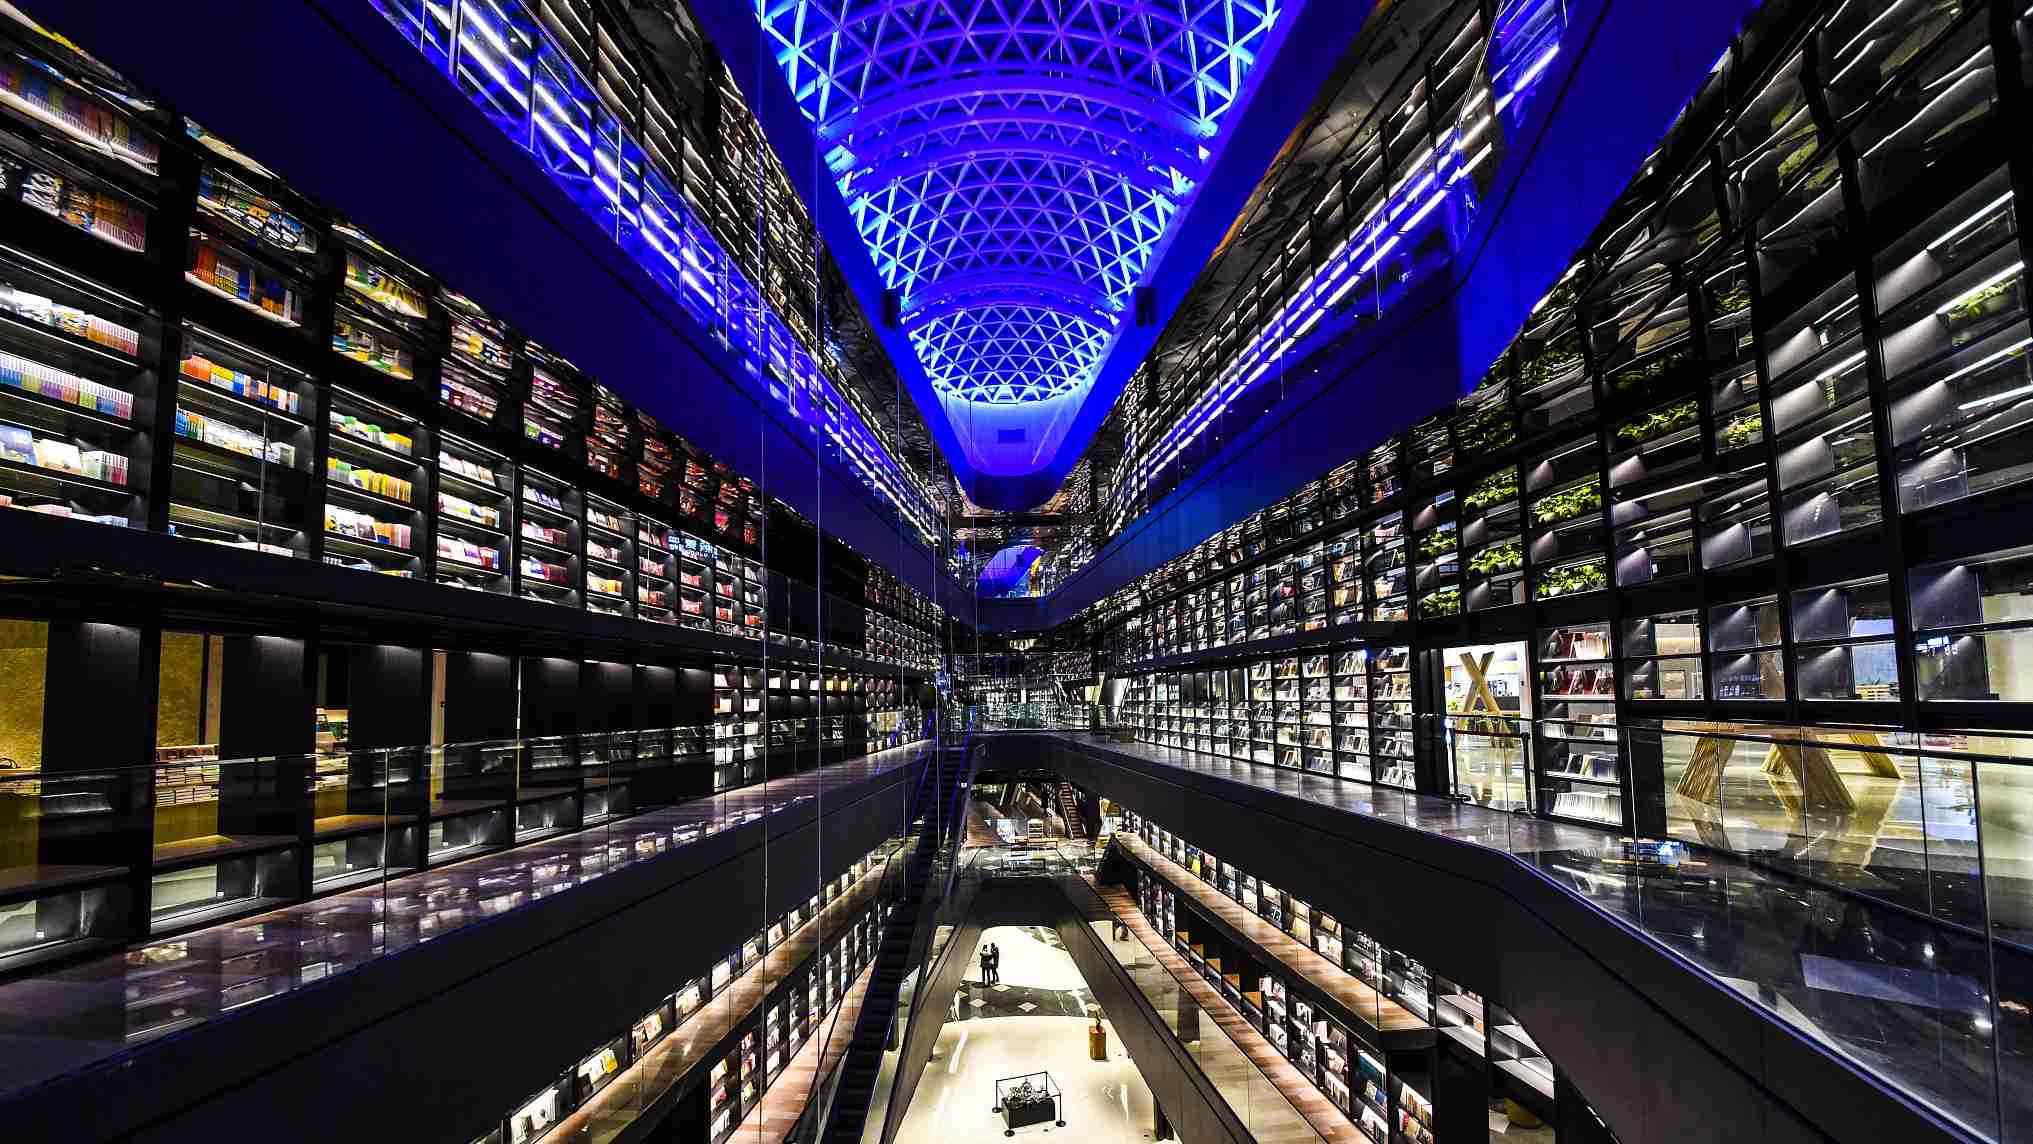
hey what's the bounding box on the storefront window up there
[1444,642,1531,812]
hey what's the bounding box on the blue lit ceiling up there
[755,0,1298,502]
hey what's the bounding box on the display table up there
[993,1072,1064,1135]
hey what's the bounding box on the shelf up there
[151,832,295,870]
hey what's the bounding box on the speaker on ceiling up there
[882,289,901,328]
[1134,287,1156,327]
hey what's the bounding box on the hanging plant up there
[1614,399,1698,446]
[1520,338,1582,387]
[1462,471,1519,512]
[1533,482,1601,525]
[1468,540,1522,576]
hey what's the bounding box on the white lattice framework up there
[757,0,1284,404]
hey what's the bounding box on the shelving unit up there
[170,326,313,557]
[1100,0,2033,869]
[516,466,580,608]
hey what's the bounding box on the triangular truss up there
[757,0,1284,405]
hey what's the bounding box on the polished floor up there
[0,742,930,1097]
[1034,732,2027,1141]
[891,1015,1156,1144]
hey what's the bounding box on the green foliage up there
[1468,540,1521,576]
[1713,281,1750,316]
[1520,338,1582,388]
[1720,410,1761,450]
[1462,471,1519,513]
[1610,348,1687,392]
[1945,280,2016,326]
[1418,529,1457,560]
[1456,408,1517,453]
[1421,586,1461,617]
[1614,399,1698,446]
[1532,482,1601,525]
[1775,138,1819,184]
[1536,560,1606,599]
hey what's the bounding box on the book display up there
[170,326,313,556]
[436,432,512,592]
[1097,0,2033,860]
[0,240,154,526]
[1118,808,1590,1144]
[583,493,633,617]
[517,466,580,608]
[0,10,945,669]
[476,839,895,1144]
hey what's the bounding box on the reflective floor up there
[0,743,930,1098]
[1034,733,2029,1142]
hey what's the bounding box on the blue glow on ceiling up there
[756,0,1288,422]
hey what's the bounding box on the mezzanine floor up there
[1020,732,2026,1142]
[0,741,931,1098]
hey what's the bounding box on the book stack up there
[326,456,413,502]
[180,352,301,414]
[0,347,133,417]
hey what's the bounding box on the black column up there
[40,620,151,944]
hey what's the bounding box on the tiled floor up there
[890,1014,1158,1144]
[0,743,929,1097]
[1039,732,2026,1141]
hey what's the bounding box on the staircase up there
[821,738,975,1143]
[1055,781,1087,840]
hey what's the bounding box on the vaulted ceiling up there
[751,0,1303,505]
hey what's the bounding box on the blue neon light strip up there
[1105,0,1566,529]
[366,0,937,542]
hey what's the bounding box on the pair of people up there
[980,941,1001,985]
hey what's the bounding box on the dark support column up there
[343,644,429,870]
[519,656,583,833]
[1434,1042,1488,1144]
[219,634,313,905]
[40,621,151,944]
[346,645,429,749]
[443,651,517,742]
